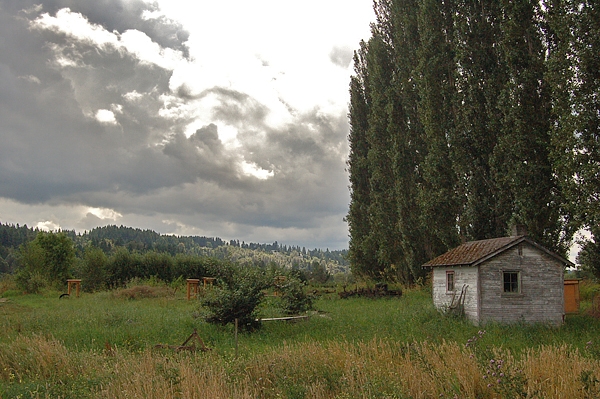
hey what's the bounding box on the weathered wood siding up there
[432,266,479,323]
[479,243,564,326]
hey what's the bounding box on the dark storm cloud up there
[0,0,188,201]
[0,0,353,249]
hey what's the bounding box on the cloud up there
[35,220,62,231]
[329,46,354,68]
[30,7,185,70]
[0,0,375,250]
[95,109,117,124]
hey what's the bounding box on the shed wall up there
[432,266,479,323]
[479,244,564,326]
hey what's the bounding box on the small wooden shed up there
[423,234,573,326]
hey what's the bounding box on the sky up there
[0,0,375,250]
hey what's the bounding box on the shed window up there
[503,271,520,293]
[446,271,455,292]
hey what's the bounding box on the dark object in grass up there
[154,329,211,352]
[59,293,69,299]
[338,283,402,299]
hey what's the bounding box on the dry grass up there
[0,334,89,382]
[2,335,599,398]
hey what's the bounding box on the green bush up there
[14,269,47,294]
[579,279,600,302]
[0,273,17,296]
[278,277,314,315]
[200,266,269,331]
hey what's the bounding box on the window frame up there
[446,270,455,293]
[503,270,521,294]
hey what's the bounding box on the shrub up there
[278,277,314,315]
[200,266,269,331]
[0,273,17,296]
[14,269,47,294]
[580,279,600,302]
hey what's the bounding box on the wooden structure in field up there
[564,279,580,314]
[423,230,573,326]
[67,279,82,298]
[202,277,216,288]
[186,279,200,300]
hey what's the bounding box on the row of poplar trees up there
[347,0,600,283]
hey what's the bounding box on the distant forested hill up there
[0,222,348,275]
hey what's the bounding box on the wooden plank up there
[257,316,309,322]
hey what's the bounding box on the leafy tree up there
[77,246,107,292]
[346,0,580,282]
[365,32,405,282]
[347,41,378,280]
[451,0,506,240]
[577,227,600,280]
[308,260,330,284]
[0,256,10,274]
[106,248,142,287]
[546,0,600,257]
[491,0,565,253]
[415,0,460,256]
[15,231,75,291]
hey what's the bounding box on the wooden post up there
[186,279,200,300]
[67,279,82,298]
[203,277,216,289]
[234,318,239,358]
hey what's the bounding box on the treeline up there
[11,230,331,294]
[86,225,347,264]
[347,0,599,283]
[0,223,348,278]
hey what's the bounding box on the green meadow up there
[1,280,600,398]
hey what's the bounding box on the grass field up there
[1,281,600,398]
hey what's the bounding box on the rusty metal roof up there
[423,236,525,267]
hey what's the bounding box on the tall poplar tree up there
[365,31,405,281]
[415,0,460,257]
[347,0,585,282]
[546,0,600,271]
[387,0,430,282]
[491,0,566,253]
[451,0,506,240]
[347,41,377,278]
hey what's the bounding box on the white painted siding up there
[432,266,479,324]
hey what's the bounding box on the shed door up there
[564,281,580,314]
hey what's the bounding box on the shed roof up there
[422,236,574,268]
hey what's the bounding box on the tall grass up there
[1,335,599,398]
[2,285,600,397]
